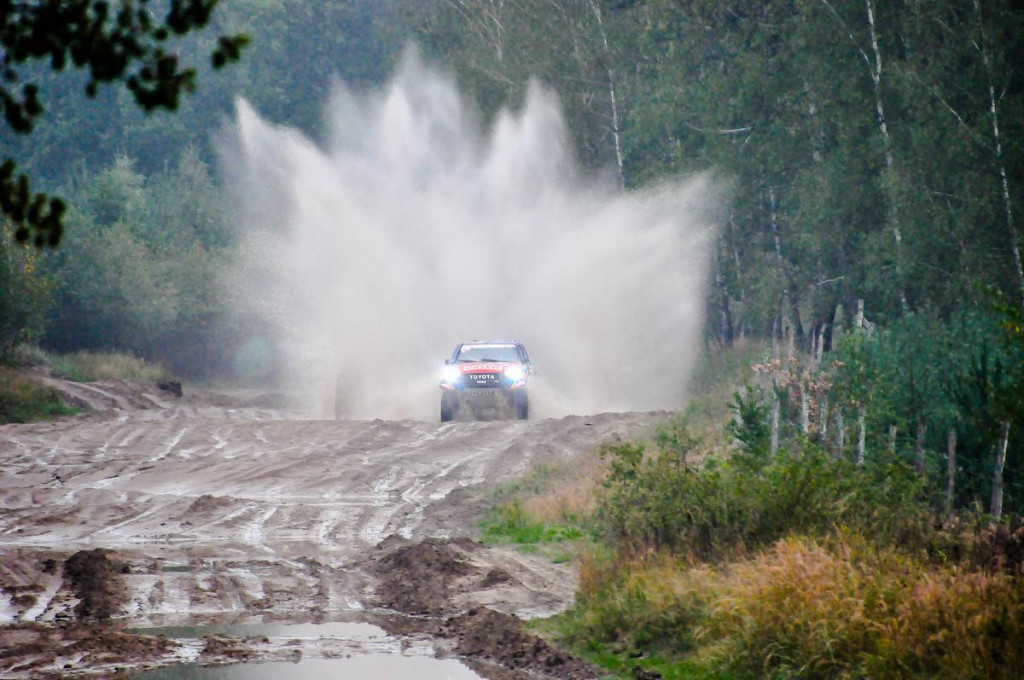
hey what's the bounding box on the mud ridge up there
[369,537,599,679]
[63,549,128,621]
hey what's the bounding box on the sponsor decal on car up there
[460,362,515,373]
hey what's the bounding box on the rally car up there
[439,341,533,422]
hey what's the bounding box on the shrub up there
[707,537,1024,680]
[481,499,584,544]
[47,351,171,382]
[571,548,715,655]
[565,536,1024,680]
[594,435,931,563]
[0,369,77,423]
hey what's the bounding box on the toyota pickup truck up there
[438,341,533,421]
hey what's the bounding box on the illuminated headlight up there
[504,365,525,381]
[442,365,461,383]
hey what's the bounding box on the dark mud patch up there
[480,568,515,588]
[63,549,128,620]
[184,494,234,517]
[371,537,479,615]
[368,538,596,679]
[199,633,269,663]
[445,607,598,680]
[0,624,174,679]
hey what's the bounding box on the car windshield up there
[457,344,519,363]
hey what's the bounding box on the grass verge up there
[550,534,1024,680]
[47,350,172,383]
[0,368,79,423]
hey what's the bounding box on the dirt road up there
[0,380,665,678]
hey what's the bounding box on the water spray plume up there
[220,51,721,420]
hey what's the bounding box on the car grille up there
[462,372,503,388]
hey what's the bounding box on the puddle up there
[132,656,484,679]
[127,621,485,679]
[126,621,385,640]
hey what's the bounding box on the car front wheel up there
[512,392,528,420]
[440,394,456,422]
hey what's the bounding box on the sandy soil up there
[0,378,665,678]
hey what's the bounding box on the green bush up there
[595,429,931,563]
[481,499,585,544]
[0,369,77,423]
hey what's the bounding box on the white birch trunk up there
[587,0,625,189]
[771,390,780,455]
[973,0,1024,307]
[836,410,845,458]
[865,0,909,313]
[857,406,867,465]
[820,394,829,441]
[801,386,810,434]
[991,420,1010,520]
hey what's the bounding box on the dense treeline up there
[0,0,1021,508]
[416,0,1024,337]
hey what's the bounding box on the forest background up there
[2,0,1023,516]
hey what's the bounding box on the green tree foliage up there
[596,425,930,562]
[814,308,1024,514]
[0,221,51,356]
[1,0,247,246]
[42,151,231,377]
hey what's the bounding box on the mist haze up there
[220,52,720,420]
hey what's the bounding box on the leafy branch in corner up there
[0,0,248,246]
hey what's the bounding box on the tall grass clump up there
[0,368,78,423]
[47,350,171,382]
[481,498,585,544]
[566,533,1024,680]
[705,536,1024,680]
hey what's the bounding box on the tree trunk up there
[769,185,805,347]
[946,425,957,516]
[714,240,735,347]
[991,420,1010,520]
[864,0,909,313]
[771,389,780,455]
[801,386,810,435]
[819,394,829,443]
[587,0,625,189]
[857,406,867,464]
[972,0,1024,307]
[836,409,845,459]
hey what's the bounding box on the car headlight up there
[442,365,461,383]
[504,365,525,381]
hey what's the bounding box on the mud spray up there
[219,52,721,420]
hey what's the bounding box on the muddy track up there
[0,382,664,678]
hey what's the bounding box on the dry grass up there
[520,449,606,524]
[0,368,78,423]
[48,351,171,383]
[575,536,1024,679]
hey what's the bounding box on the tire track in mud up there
[0,393,665,677]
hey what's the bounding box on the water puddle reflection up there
[127,622,484,679]
[127,621,385,640]
[132,656,483,679]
